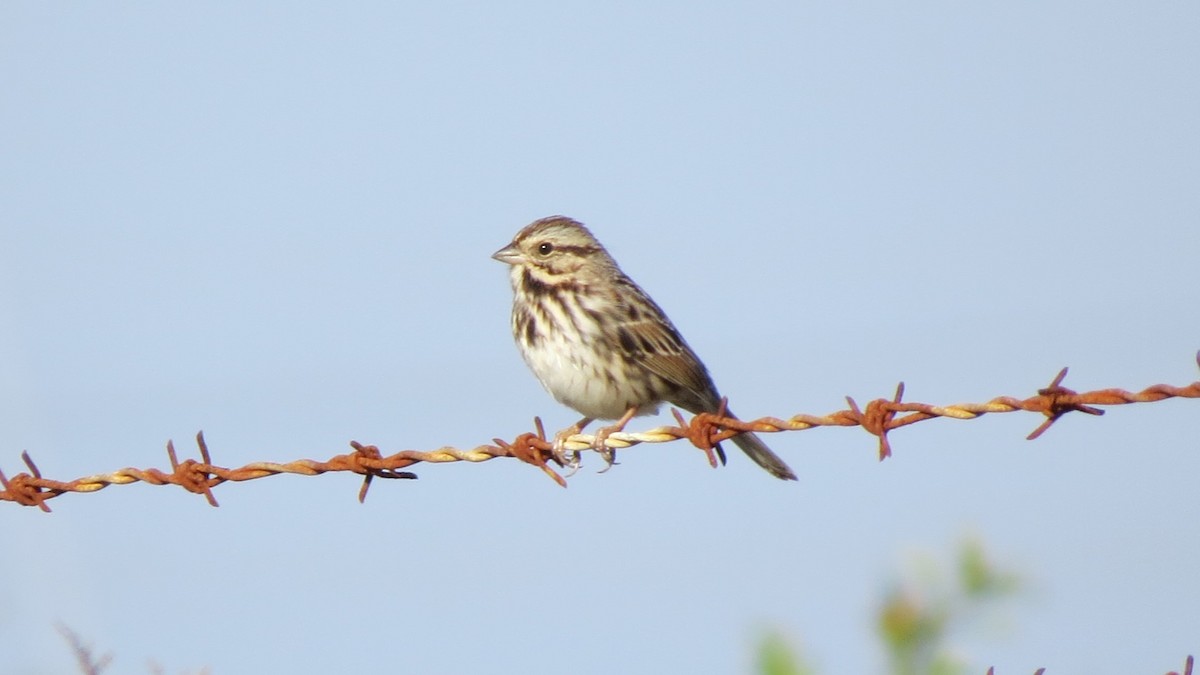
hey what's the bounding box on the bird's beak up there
[491,243,524,265]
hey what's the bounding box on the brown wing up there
[612,282,720,413]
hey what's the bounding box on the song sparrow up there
[492,215,797,480]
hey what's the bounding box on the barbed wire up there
[984,654,1193,675]
[3,353,1198,511]
[50,618,1194,675]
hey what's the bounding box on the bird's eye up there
[537,242,554,256]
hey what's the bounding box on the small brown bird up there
[492,215,797,480]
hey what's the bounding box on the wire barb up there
[2,356,1198,509]
[1168,654,1195,675]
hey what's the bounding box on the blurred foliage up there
[757,631,817,675]
[758,538,1022,675]
[879,537,1022,675]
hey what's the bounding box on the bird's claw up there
[592,427,619,473]
[549,416,623,476]
[552,429,583,476]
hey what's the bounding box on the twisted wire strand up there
[3,354,1198,511]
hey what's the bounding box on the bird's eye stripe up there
[546,244,598,255]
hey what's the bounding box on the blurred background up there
[1,3,1197,673]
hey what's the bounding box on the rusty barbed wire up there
[3,353,1198,510]
[985,655,1193,675]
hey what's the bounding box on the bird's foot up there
[551,431,581,476]
[551,417,592,477]
[591,406,638,473]
[591,425,619,472]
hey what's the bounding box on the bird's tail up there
[679,396,798,480]
[730,430,797,481]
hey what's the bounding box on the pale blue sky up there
[2,3,1197,673]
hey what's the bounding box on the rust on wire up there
[2,354,1198,510]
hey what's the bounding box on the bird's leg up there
[593,405,639,472]
[552,416,592,476]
